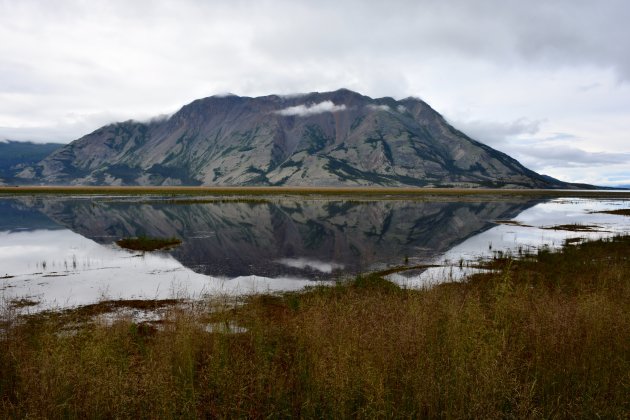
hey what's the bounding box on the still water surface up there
[1,195,629,310]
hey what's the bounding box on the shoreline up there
[2,185,630,197]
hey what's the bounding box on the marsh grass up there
[2,185,630,199]
[116,236,182,251]
[594,208,630,216]
[494,219,533,227]
[542,223,604,232]
[1,236,629,417]
[7,298,38,309]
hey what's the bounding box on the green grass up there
[116,236,182,251]
[1,236,629,417]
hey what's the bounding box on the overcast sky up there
[1,0,629,185]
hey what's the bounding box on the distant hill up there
[0,140,63,185]
[19,89,577,188]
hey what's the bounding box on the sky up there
[1,0,629,186]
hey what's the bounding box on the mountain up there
[0,140,63,185]
[18,89,573,188]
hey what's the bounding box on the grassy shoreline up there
[2,235,629,417]
[2,185,630,198]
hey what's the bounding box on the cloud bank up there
[0,0,628,185]
[275,101,346,117]
[455,118,543,147]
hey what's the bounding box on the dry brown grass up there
[116,236,182,251]
[594,209,630,216]
[1,236,629,418]
[2,185,630,198]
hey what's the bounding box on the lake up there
[1,194,630,311]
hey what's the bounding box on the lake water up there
[1,194,629,311]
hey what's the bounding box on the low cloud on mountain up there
[275,101,347,117]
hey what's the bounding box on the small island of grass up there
[116,236,182,251]
[594,209,630,216]
[542,223,603,232]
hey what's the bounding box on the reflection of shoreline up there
[389,198,630,288]
[14,197,541,278]
[0,198,64,232]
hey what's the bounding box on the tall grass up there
[1,236,629,417]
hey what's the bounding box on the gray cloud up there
[453,118,543,146]
[503,145,630,186]
[514,146,630,168]
[0,0,629,184]
[251,0,630,80]
[542,133,579,142]
[451,115,630,183]
[0,111,131,143]
[458,118,630,170]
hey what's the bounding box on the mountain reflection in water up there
[12,196,540,279]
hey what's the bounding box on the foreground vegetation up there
[1,237,629,418]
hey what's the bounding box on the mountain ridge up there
[0,140,64,185]
[17,89,575,188]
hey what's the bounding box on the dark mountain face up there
[0,140,63,185]
[18,196,540,278]
[18,89,571,188]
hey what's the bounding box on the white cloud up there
[275,101,347,117]
[514,146,630,168]
[143,114,172,124]
[366,104,390,112]
[538,165,630,187]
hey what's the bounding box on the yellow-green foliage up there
[1,237,629,418]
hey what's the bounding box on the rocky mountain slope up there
[18,89,571,188]
[0,140,63,185]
